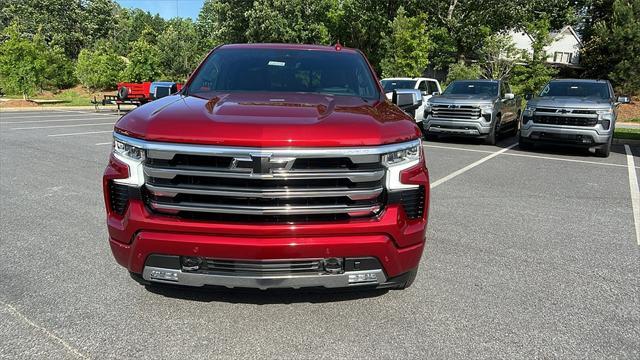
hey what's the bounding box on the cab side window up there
[427,81,439,94]
[418,81,428,93]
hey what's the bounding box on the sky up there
[114,0,205,20]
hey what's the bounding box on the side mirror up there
[504,93,515,100]
[432,91,441,96]
[524,93,533,101]
[392,89,423,117]
[617,96,630,104]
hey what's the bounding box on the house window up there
[553,52,573,63]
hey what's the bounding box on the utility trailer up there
[93,81,183,114]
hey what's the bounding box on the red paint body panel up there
[104,43,430,282]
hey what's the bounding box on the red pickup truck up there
[103,43,430,291]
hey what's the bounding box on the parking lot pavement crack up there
[0,300,89,359]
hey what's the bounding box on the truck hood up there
[115,93,420,147]
[528,97,612,110]
[428,94,497,105]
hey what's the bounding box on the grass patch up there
[614,127,640,140]
[48,90,94,106]
[621,118,640,123]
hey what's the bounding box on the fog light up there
[181,256,203,271]
[601,120,611,130]
[348,272,378,284]
[149,269,179,282]
[322,258,343,274]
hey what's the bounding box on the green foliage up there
[582,0,640,95]
[120,35,162,82]
[510,19,557,95]
[445,61,482,84]
[76,42,126,90]
[158,19,203,82]
[244,0,332,44]
[476,33,525,80]
[380,7,431,78]
[0,25,74,98]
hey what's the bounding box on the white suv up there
[381,77,442,123]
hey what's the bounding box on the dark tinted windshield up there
[443,81,498,96]
[187,48,380,99]
[539,81,611,99]
[381,80,417,92]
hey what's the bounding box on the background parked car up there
[381,77,442,123]
[424,79,521,145]
[519,79,630,157]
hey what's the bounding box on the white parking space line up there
[11,122,114,130]
[624,145,640,246]
[48,130,113,137]
[1,117,113,124]
[95,142,112,145]
[430,143,518,188]
[426,143,634,169]
[0,113,114,120]
[52,109,122,117]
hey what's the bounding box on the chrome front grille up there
[431,104,481,119]
[533,108,598,127]
[142,143,390,222]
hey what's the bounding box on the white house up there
[508,25,582,67]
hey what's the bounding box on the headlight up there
[114,138,145,160]
[523,106,535,117]
[479,104,493,114]
[596,109,613,120]
[383,140,422,190]
[383,144,420,166]
[112,135,145,187]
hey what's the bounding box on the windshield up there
[187,48,380,100]
[443,81,498,96]
[381,80,417,92]
[539,81,611,99]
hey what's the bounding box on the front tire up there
[519,135,533,150]
[594,139,612,158]
[485,116,501,145]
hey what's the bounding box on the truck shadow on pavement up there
[144,284,389,304]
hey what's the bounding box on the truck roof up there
[219,43,359,54]
[451,79,499,83]
[549,78,609,83]
[382,77,439,82]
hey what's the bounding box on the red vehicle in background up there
[94,81,183,111]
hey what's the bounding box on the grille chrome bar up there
[149,201,382,216]
[146,183,383,200]
[431,105,481,119]
[144,166,385,182]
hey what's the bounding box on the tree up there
[244,0,332,44]
[0,0,86,58]
[445,61,482,84]
[581,0,640,95]
[510,19,557,95]
[158,19,203,81]
[0,25,74,98]
[380,7,431,78]
[196,0,253,50]
[476,33,525,80]
[76,42,126,90]
[120,34,162,82]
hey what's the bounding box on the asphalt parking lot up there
[0,109,638,359]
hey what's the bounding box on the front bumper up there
[424,116,492,136]
[104,155,430,289]
[520,122,612,145]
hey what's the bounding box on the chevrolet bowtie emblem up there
[230,154,295,174]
